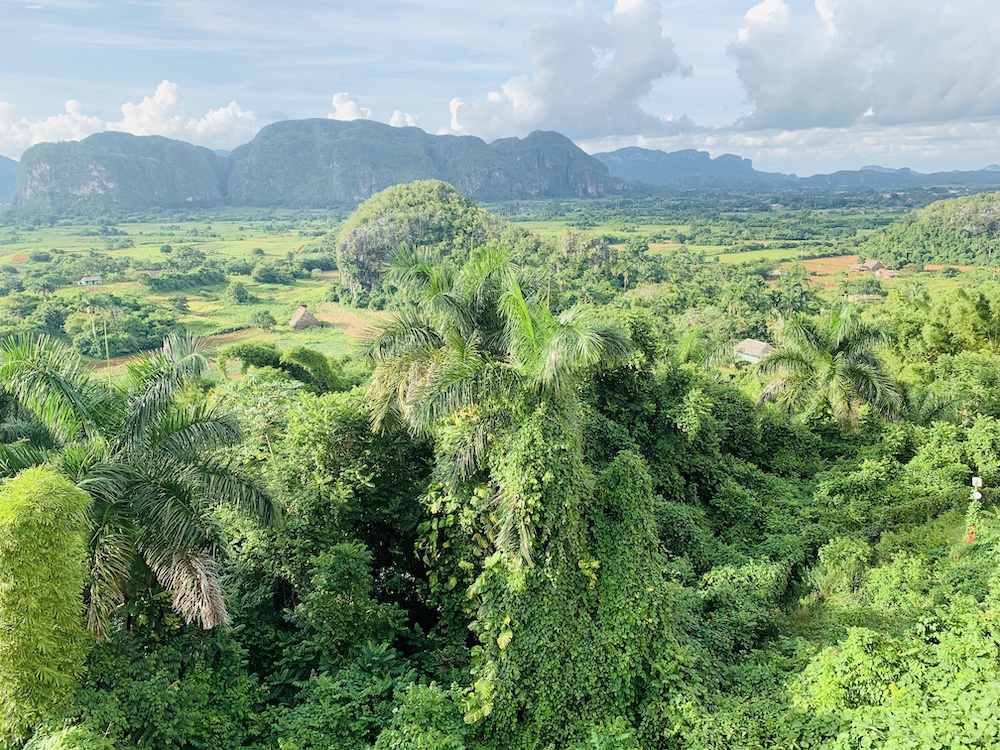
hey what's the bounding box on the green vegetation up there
[0,468,91,746]
[2,184,1000,748]
[863,190,1000,267]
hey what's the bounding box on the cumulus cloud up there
[328,92,375,121]
[0,99,103,156]
[0,81,256,157]
[328,92,418,128]
[107,80,257,147]
[389,110,417,127]
[446,0,695,140]
[732,0,1000,130]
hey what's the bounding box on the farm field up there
[0,201,980,371]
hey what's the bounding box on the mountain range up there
[9,120,1000,212]
[591,147,1000,190]
[11,120,620,212]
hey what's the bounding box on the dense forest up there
[2,182,1000,749]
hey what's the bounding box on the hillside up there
[595,146,1000,191]
[12,120,621,214]
[227,119,619,206]
[0,156,15,204]
[13,132,227,212]
[862,191,1000,267]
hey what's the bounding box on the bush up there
[0,468,91,746]
[75,628,261,750]
[250,309,277,330]
[374,683,468,750]
[225,281,252,304]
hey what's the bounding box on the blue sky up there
[2,0,999,175]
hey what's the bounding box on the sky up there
[2,0,1000,175]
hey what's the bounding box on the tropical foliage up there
[7,188,1000,749]
[757,304,902,431]
[0,333,273,637]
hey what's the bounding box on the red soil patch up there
[10,254,28,263]
[313,303,391,339]
[785,255,858,276]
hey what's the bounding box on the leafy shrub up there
[0,468,91,746]
[74,628,261,750]
[373,683,468,750]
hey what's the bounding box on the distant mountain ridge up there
[0,156,16,204]
[593,146,1000,190]
[593,147,791,188]
[13,124,1000,214]
[13,120,621,213]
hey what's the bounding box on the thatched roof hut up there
[289,305,321,330]
[734,338,776,364]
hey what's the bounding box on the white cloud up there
[108,80,186,136]
[186,100,256,145]
[731,0,1000,130]
[446,0,695,140]
[0,81,255,157]
[328,91,419,129]
[107,80,256,147]
[328,91,375,121]
[0,98,103,156]
[389,109,417,127]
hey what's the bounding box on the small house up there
[78,276,103,286]
[875,268,899,279]
[289,305,321,330]
[735,338,776,364]
[850,259,888,273]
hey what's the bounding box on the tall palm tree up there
[757,304,902,432]
[0,333,274,637]
[368,247,630,435]
[365,247,630,559]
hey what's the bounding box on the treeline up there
[862,191,1000,267]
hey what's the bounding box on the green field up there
[0,216,391,363]
[0,206,977,369]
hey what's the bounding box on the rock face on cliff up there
[13,120,620,213]
[0,156,16,205]
[226,119,618,206]
[13,132,228,211]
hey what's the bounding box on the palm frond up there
[145,550,229,629]
[87,513,137,639]
[0,440,48,478]
[130,472,223,559]
[191,458,278,525]
[537,306,631,397]
[0,334,100,443]
[144,403,242,460]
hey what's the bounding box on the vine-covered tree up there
[0,467,91,745]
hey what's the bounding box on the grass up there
[0,211,981,370]
[0,217,385,365]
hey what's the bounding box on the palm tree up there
[0,333,274,637]
[365,247,630,558]
[757,304,902,432]
[368,247,630,434]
